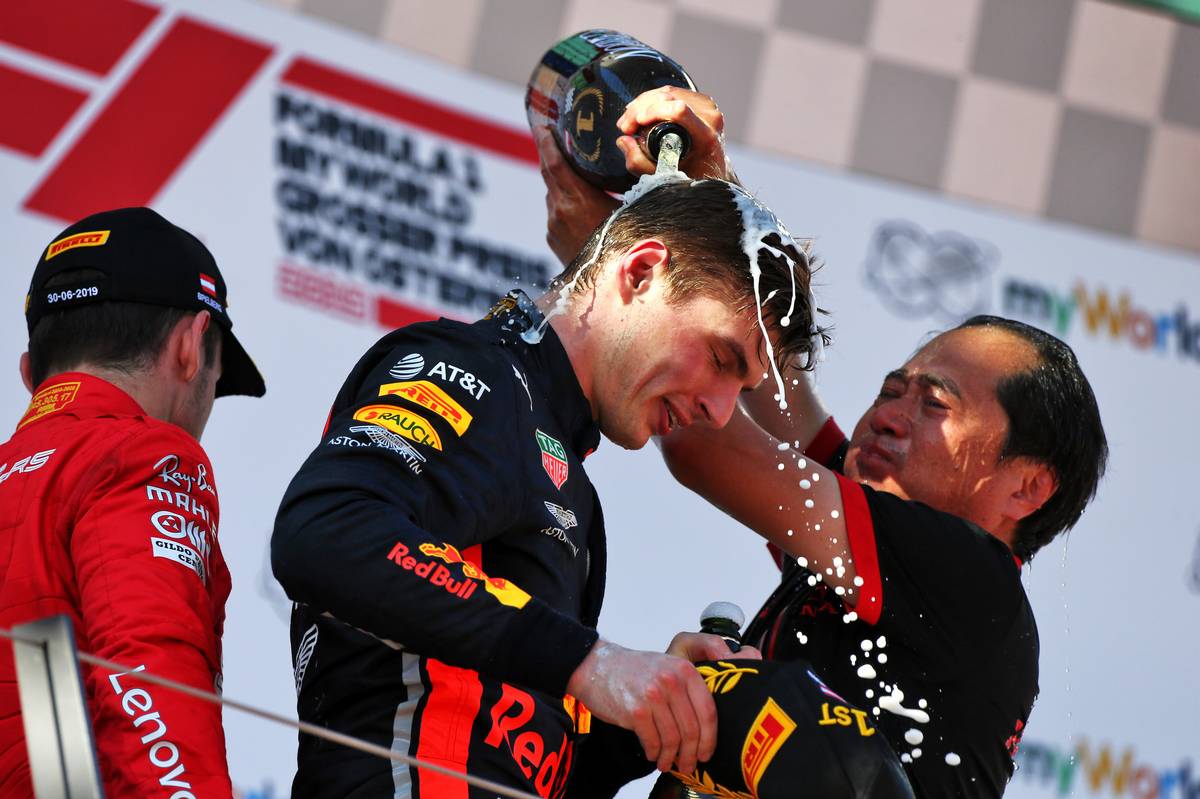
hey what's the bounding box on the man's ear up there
[19,352,33,393]
[614,239,670,303]
[1007,460,1058,523]
[170,311,212,383]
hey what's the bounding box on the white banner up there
[1,2,1196,797]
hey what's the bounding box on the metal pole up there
[11,615,104,799]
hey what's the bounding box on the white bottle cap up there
[700,601,745,629]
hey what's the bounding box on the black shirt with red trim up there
[273,298,605,798]
[750,419,1038,798]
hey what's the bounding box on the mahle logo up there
[1003,279,1200,364]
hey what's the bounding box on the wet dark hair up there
[956,315,1108,561]
[28,268,220,387]
[553,179,828,370]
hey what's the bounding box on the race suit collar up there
[483,290,600,460]
[16,371,147,432]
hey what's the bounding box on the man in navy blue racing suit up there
[272,177,830,797]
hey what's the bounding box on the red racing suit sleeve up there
[272,325,599,698]
[71,425,232,798]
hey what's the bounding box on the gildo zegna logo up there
[863,220,997,324]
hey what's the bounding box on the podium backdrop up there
[1,2,1196,796]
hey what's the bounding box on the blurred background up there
[1,1,1196,798]
[259,0,1200,254]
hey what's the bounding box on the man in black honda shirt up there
[662,316,1106,798]
[536,89,1108,797]
[272,178,826,798]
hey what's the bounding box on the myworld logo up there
[1014,737,1198,798]
[1002,279,1200,364]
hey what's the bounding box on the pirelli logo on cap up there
[741,697,796,795]
[45,230,110,260]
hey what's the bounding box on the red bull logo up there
[485,684,576,798]
[387,542,479,599]
[407,541,532,610]
[386,537,532,607]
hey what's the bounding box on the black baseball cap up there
[25,207,265,398]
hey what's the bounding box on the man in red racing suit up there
[0,207,265,797]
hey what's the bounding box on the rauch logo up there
[1014,737,1198,798]
[1002,279,1200,364]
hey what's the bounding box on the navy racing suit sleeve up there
[272,322,599,697]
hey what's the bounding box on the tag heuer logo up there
[535,429,569,489]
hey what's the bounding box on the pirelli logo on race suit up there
[17,380,80,429]
[378,380,472,436]
[386,540,531,609]
[353,404,442,450]
[45,230,110,259]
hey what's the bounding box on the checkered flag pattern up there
[262,0,1200,255]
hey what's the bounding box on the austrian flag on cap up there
[199,273,217,297]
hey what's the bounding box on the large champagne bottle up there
[526,29,696,193]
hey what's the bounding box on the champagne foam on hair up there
[539,171,825,385]
[537,169,691,339]
[727,185,821,409]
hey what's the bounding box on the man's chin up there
[847,464,893,495]
[599,421,650,451]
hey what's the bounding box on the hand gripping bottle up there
[526,29,697,193]
[647,602,748,799]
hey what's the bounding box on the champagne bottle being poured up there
[526,29,697,193]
